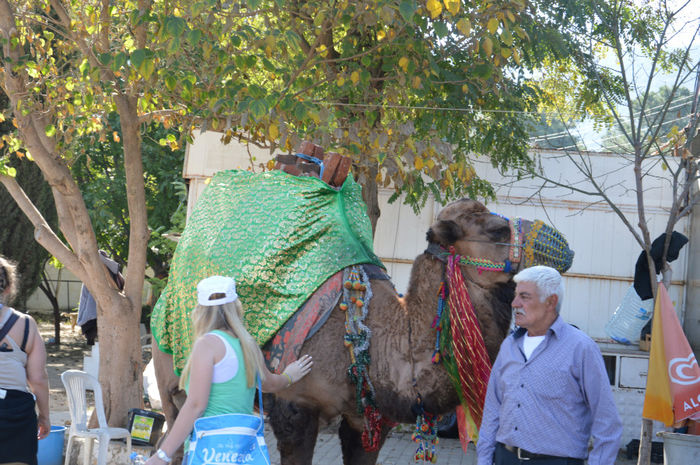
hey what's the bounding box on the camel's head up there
[426,198,574,285]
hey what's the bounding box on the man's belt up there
[500,442,577,461]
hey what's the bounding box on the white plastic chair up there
[61,369,132,465]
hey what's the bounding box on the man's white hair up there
[514,265,564,313]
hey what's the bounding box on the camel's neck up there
[368,252,513,422]
[403,253,445,332]
[368,253,459,421]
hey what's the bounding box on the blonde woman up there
[146,276,313,465]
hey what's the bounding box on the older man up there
[477,266,622,465]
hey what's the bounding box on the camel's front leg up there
[338,415,391,465]
[268,398,320,465]
[152,344,187,464]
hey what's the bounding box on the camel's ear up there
[426,219,462,246]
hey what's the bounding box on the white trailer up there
[185,135,693,447]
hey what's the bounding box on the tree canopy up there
[0,0,639,424]
[71,115,186,280]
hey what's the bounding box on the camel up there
[153,197,573,465]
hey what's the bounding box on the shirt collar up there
[513,314,565,339]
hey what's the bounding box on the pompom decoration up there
[412,412,438,463]
[339,265,394,451]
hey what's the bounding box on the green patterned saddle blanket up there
[151,170,383,374]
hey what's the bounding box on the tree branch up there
[0,175,83,277]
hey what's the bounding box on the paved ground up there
[263,428,642,465]
[51,408,643,464]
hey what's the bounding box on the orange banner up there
[642,284,700,426]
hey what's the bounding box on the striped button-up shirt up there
[477,316,622,465]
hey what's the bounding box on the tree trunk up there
[98,296,143,423]
[38,268,61,345]
[361,164,381,236]
[637,419,654,465]
[638,252,668,465]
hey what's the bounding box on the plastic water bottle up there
[605,285,654,344]
[130,452,147,464]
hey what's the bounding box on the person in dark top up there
[77,250,124,345]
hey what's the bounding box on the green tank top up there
[186,330,256,417]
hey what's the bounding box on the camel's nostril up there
[426,228,435,242]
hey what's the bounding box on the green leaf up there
[262,58,276,72]
[279,96,295,112]
[79,59,89,77]
[360,69,371,85]
[247,0,262,9]
[248,84,265,99]
[130,49,146,70]
[294,103,306,121]
[187,29,202,47]
[165,16,186,38]
[98,53,112,66]
[167,37,181,54]
[249,99,268,120]
[285,30,302,49]
[140,58,155,79]
[165,74,177,91]
[434,22,449,38]
[0,165,17,177]
[399,0,417,23]
[472,63,493,79]
[130,49,156,79]
[45,124,56,137]
[112,52,127,70]
[377,152,387,164]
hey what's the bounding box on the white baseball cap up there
[197,276,238,306]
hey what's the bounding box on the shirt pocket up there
[533,367,574,400]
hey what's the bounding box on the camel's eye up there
[487,225,510,242]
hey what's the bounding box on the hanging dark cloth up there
[633,231,688,300]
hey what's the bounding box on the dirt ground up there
[37,315,91,416]
[36,313,154,426]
